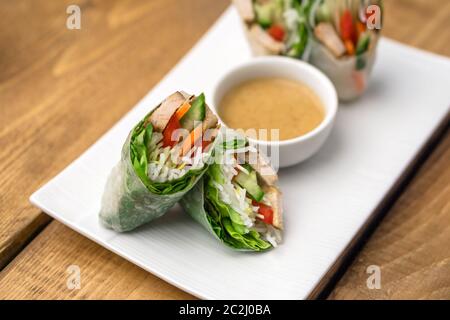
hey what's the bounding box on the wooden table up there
[0,0,448,300]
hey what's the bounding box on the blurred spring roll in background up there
[234,0,315,60]
[309,0,383,100]
[100,91,219,232]
[181,132,283,251]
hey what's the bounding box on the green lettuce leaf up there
[129,115,209,195]
[181,161,272,251]
[100,98,216,232]
[204,165,271,251]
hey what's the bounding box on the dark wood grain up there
[0,0,230,299]
[0,0,448,299]
[329,130,450,300]
[327,0,450,300]
[0,222,195,299]
[0,0,229,270]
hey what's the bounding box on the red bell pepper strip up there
[252,200,274,225]
[340,10,357,45]
[162,101,193,148]
[267,25,285,42]
[162,115,181,148]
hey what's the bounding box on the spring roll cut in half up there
[309,0,383,100]
[99,91,219,232]
[181,135,282,251]
[234,0,314,59]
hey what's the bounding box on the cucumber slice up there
[315,2,331,24]
[272,0,285,22]
[254,0,285,28]
[356,56,366,70]
[355,33,371,70]
[179,93,206,132]
[356,32,371,55]
[254,3,273,28]
[234,166,264,202]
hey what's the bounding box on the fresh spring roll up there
[233,0,314,60]
[181,134,282,251]
[308,0,383,100]
[99,91,219,232]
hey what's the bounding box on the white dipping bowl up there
[212,56,338,168]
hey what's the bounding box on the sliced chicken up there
[148,91,187,132]
[202,107,219,131]
[249,25,285,54]
[314,22,346,58]
[263,186,283,230]
[179,91,193,101]
[246,152,279,186]
[233,0,255,22]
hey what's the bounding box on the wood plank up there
[0,0,226,298]
[382,0,450,56]
[0,0,228,270]
[0,0,449,299]
[326,0,450,300]
[329,131,450,299]
[0,222,194,299]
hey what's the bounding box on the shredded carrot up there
[344,39,355,55]
[356,21,366,38]
[175,101,191,120]
[181,124,203,156]
[352,71,366,93]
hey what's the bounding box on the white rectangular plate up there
[31,7,450,299]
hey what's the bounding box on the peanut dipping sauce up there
[218,78,325,141]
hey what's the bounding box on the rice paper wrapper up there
[179,179,217,237]
[181,177,278,252]
[99,127,210,232]
[180,134,281,252]
[234,1,312,61]
[308,0,383,101]
[309,36,378,101]
[243,25,312,61]
[180,178,250,252]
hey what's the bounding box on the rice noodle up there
[146,132,209,183]
[213,149,281,246]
